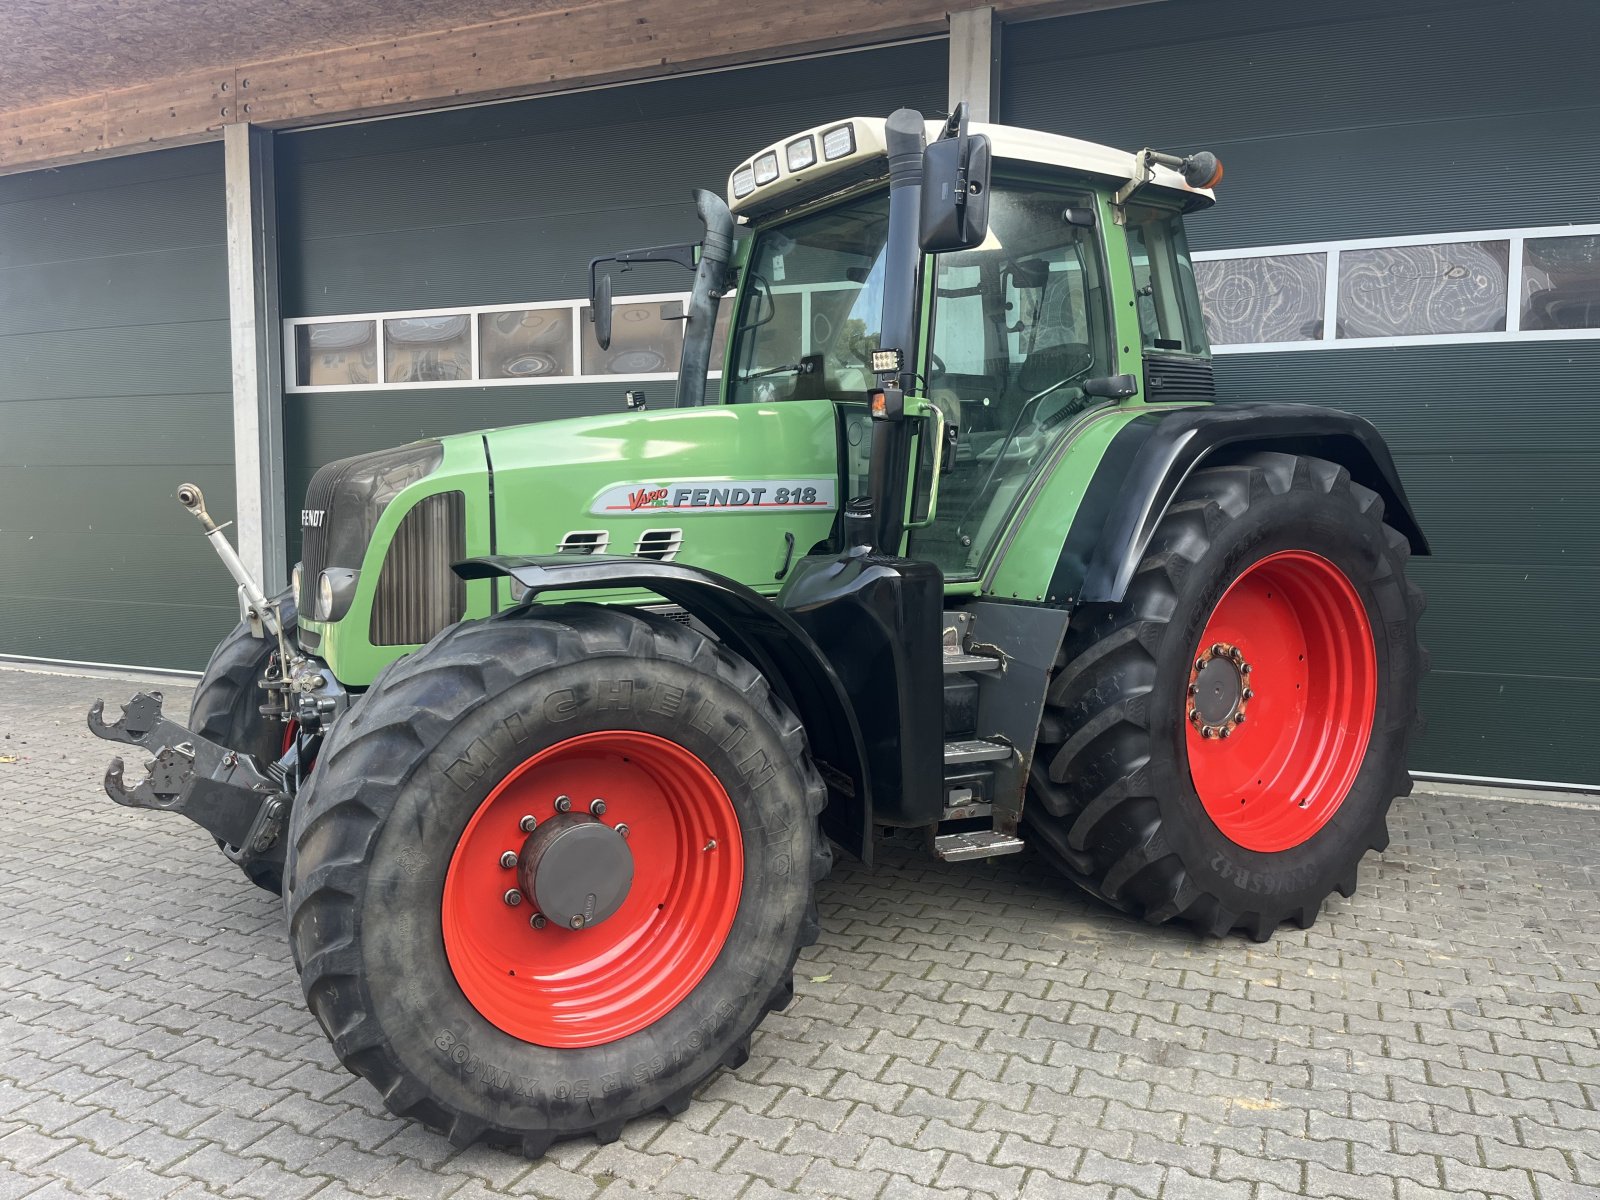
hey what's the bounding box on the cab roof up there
[727,115,1216,220]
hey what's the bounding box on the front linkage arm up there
[88,691,290,869]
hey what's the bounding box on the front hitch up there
[88,691,290,868]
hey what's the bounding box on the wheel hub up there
[1188,641,1253,739]
[516,812,633,930]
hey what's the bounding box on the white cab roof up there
[727,116,1215,218]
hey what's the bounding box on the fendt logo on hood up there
[301,509,327,528]
[591,479,838,515]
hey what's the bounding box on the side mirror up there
[919,104,991,254]
[1083,373,1139,400]
[591,273,613,351]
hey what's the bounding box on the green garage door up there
[275,39,948,567]
[0,144,237,671]
[1004,0,1599,785]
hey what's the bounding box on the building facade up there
[0,0,1593,787]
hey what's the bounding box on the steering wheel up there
[929,351,947,382]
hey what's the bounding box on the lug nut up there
[589,798,606,816]
[500,851,518,869]
[1188,708,1200,722]
[615,824,630,838]
[1187,683,1199,696]
[1234,712,1246,724]
[1240,663,1252,676]
[520,814,538,833]
[1218,727,1231,739]
[569,915,585,930]
[1195,658,1207,672]
[554,795,572,813]
[503,889,522,907]
[530,913,547,929]
[1201,726,1216,739]
[1212,643,1226,655]
[1242,688,1254,701]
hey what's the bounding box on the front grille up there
[370,491,467,646]
[1144,354,1216,402]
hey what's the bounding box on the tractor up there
[89,105,1427,1154]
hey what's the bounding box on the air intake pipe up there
[676,189,736,408]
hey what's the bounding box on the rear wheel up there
[1026,452,1425,940]
[284,604,829,1153]
[189,588,297,893]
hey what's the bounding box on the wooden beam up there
[0,0,1146,176]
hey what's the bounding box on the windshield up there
[725,190,890,405]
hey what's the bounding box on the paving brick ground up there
[0,663,1596,1200]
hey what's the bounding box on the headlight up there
[822,123,855,161]
[752,152,779,185]
[314,568,360,622]
[786,136,817,172]
[291,563,302,605]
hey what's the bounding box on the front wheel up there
[1026,451,1426,940]
[284,605,829,1154]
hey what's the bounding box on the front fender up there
[454,554,874,862]
[1051,402,1429,606]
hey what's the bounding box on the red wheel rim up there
[442,731,743,1048]
[1185,550,1376,852]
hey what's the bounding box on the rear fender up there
[1053,402,1429,606]
[454,554,874,862]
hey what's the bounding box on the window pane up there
[1522,235,1600,331]
[1125,206,1209,354]
[580,299,685,376]
[478,307,574,379]
[1195,254,1326,345]
[295,320,376,387]
[384,315,472,382]
[1337,241,1508,338]
[707,292,735,373]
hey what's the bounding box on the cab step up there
[943,651,1002,673]
[934,830,1026,862]
[943,738,1011,765]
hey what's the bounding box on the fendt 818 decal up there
[590,479,838,515]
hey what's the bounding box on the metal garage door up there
[0,144,235,671]
[1002,0,1599,785]
[275,39,950,566]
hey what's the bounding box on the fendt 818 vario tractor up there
[90,106,1427,1153]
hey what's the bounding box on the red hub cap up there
[442,731,743,1048]
[1185,550,1376,852]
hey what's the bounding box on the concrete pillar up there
[223,122,288,594]
[948,6,1002,123]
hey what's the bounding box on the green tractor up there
[90,105,1427,1154]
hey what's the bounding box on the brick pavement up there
[0,663,1596,1200]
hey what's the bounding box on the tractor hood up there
[479,397,843,589]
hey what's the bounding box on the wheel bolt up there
[1218,727,1231,739]
[569,915,585,930]
[503,889,522,907]
[1234,712,1246,724]
[589,798,606,816]
[1202,726,1216,739]
[1212,643,1226,655]
[1188,708,1200,722]
[1241,663,1252,676]
[519,814,538,833]
[500,851,518,869]
[1195,658,1207,672]
[530,913,547,929]
[554,795,572,813]
[1242,688,1254,701]
[616,823,630,838]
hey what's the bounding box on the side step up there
[943,651,1002,674]
[943,738,1011,765]
[934,830,1026,862]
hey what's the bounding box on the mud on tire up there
[283,603,830,1154]
[1026,451,1426,941]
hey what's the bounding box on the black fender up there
[454,554,874,862]
[1048,402,1429,605]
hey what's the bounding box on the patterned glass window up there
[478,308,574,379]
[1194,254,1326,345]
[295,321,377,387]
[1521,235,1600,331]
[383,315,472,382]
[1336,242,1509,338]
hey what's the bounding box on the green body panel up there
[297,435,495,682]
[981,405,1154,602]
[305,400,841,686]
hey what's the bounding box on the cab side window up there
[1125,204,1209,355]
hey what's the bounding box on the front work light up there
[870,347,904,374]
[731,167,756,198]
[786,136,817,172]
[753,152,780,185]
[822,123,855,161]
